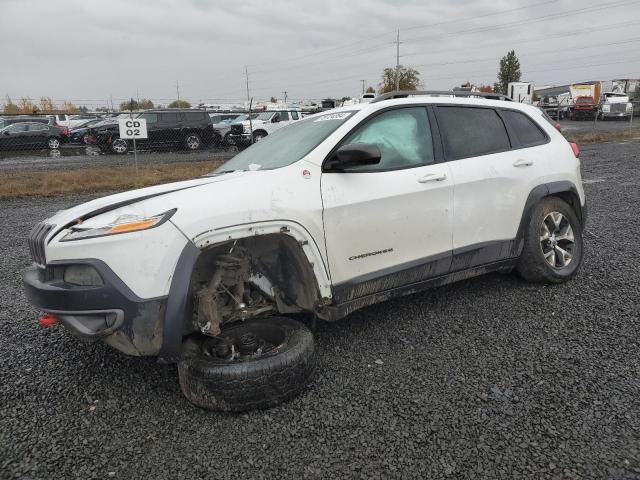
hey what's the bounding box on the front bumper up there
[23,260,166,356]
[600,111,631,118]
[229,133,252,145]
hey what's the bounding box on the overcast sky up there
[1,0,639,107]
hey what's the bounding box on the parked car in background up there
[599,92,633,120]
[228,109,302,146]
[68,119,104,144]
[0,122,66,150]
[87,109,220,154]
[570,96,598,120]
[209,113,244,145]
[67,115,103,129]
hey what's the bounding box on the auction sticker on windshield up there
[314,112,352,122]
[118,118,148,139]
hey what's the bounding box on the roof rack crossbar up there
[371,90,513,103]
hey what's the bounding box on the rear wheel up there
[185,133,202,151]
[517,197,583,283]
[111,138,128,154]
[178,316,315,412]
[46,137,60,149]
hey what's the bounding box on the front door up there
[321,106,454,303]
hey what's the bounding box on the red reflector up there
[39,313,59,327]
[570,142,580,158]
[555,123,562,132]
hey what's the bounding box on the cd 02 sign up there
[118,118,148,139]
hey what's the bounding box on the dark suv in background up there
[87,109,220,154]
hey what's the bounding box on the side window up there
[291,111,299,120]
[160,112,180,123]
[500,110,548,148]
[341,107,433,170]
[279,111,290,121]
[184,112,205,122]
[437,107,510,159]
[28,124,48,131]
[139,113,158,124]
[8,123,28,133]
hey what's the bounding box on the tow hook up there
[39,313,59,327]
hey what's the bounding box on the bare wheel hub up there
[540,211,575,268]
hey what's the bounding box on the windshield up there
[210,111,355,174]
[254,112,275,121]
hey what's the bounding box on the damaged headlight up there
[61,209,176,241]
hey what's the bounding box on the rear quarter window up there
[184,112,206,122]
[500,110,548,148]
[437,106,511,160]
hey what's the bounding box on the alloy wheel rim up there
[113,140,127,153]
[49,139,59,149]
[187,135,200,149]
[540,211,575,268]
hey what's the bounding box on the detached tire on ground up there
[178,316,315,412]
[517,196,583,284]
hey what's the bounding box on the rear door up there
[321,106,454,302]
[26,123,50,147]
[435,105,549,269]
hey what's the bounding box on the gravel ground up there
[1,141,639,479]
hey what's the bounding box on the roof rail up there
[370,90,513,103]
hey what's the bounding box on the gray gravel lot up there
[1,142,639,479]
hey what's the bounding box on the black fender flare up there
[513,181,586,257]
[160,242,200,360]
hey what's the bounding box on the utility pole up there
[245,66,250,103]
[176,80,180,101]
[395,29,401,92]
[360,80,365,94]
[282,91,288,104]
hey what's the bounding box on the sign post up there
[118,116,148,177]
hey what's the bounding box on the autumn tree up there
[494,50,521,95]
[138,98,154,109]
[18,97,38,114]
[168,100,191,108]
[39,97,56,113]
[378,66,421,94]
[365,86,376,93]
[3,95,20,114]
[478,85,494,93]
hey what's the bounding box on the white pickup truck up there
[228,109,302,145]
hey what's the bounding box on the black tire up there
[110,138,128,154]
[178,316,315,412]
[253,131,267,143]
[516,197,583,284]
[185,133,202,151]
[46,137,61,149]
[223,132,234,146]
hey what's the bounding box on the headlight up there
[61,209,176,241]
[626,104,633,112]
[602,105,610,111]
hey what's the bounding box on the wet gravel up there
[1,141,639,479]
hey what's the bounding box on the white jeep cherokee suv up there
[24,92,586,412]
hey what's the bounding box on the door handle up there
[513,159,534,167]
[418,172,447,183]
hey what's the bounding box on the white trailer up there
[508,82,534,103]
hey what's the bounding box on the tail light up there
[61,126,70,136]
[570,142,580,158]
[554,123,562,132]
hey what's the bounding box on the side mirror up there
[272,115,280,123]
[3,131,10,135]
[325,143,381,170]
